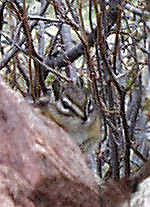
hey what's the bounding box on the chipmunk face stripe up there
[56,96,85,119]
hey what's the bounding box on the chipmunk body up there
[35,80,100,152]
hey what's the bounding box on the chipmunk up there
[34,80,101,153]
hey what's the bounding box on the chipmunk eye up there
[61,99,70,109]
[56,97,72,115]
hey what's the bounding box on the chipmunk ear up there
[34,96,50,107]
[52,79,62,101]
